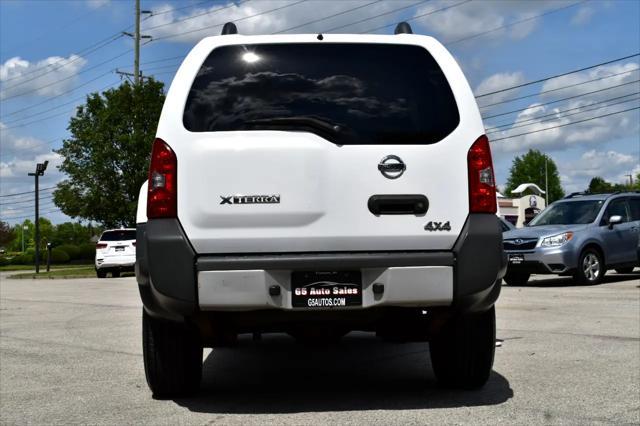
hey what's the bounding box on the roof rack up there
[394,22,413,35]
[221,22,238,35]
[564,191,589,199]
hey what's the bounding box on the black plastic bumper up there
[136,214,506,321]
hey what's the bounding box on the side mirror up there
[608,215,622,229]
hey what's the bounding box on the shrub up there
[56,244,81,260]
[78,243,96,260]
[11,252,33,265]
[49,248,70,264]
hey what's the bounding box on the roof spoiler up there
[221,22,238,35]
[394,22,413,35]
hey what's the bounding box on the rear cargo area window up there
[100,230,136,241]
[183,43,459,145]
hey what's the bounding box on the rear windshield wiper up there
[241,116,354,144]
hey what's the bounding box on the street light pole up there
[545,157,549,205]
[27,161,48,273]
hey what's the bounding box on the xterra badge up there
[424,221,451,231]
[220,194,281,205]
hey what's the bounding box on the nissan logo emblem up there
[378,155,406,179]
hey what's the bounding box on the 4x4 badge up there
[424,221,451,232]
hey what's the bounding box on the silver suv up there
[503,192,640,285]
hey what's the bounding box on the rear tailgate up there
[155,35,486,255]
[177,131,470,253]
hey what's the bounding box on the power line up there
[324,0,430,33]
[152,0,307,42]
[447,0,586,45]
[360,0,471,33]
[479,68,640,109]
[148,0,215,17]
[1,81,121,126]
[0,135,65,159]
[1,208,62,221]
[482,79,640,120]
[0,187,56,198]
[1,49,131,102]
[144,0,250,32]
[0,7,98,56]
[476,53,640,98]
[490,106,640,142]
[273,0,381,34]
[488,92,640,130]
[486,95,640,135]
[0,194,55,207]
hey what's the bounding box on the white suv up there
[95,229,136,278]
[136,22,506,397]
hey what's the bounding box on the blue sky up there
[1,0,639,224]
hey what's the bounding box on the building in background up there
[498,183,546,228]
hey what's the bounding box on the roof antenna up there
[221,22,238,35]
[394,22,413,35]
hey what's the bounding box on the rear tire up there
[96,269,106,278]
[615,267,634,274]
[142,310,202,398]
[503,272,530,286]
[429,306,496,389]
[574,248,605,285]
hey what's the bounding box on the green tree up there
[54,79,165,227]
[505,149,565,202]
[52,222,95,246]
[588,177,613,194]
[0,221,16,248]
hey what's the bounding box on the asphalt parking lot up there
[1,271,638,425]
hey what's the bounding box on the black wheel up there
[615,267,634,274]
[142,310,202,398]
[574,248,605,285]
[503,272,530,286]
[96,269,106,278]
[112,271,121,278]
[429,306,496,389]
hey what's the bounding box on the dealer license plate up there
[291,271,362,308]
[509,254,524,264]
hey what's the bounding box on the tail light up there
[96,243,107,249]
[467,135,497,213]
[147,138,177,218]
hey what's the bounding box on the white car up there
[95,228,136,278]
[135,22,506,397]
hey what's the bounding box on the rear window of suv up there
[183,43,460,145]
[100,230,136,241]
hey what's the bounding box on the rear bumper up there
[96,255,135,270]
[136,215,505,322]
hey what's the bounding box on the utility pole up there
[626,174,633,189]
[28,161,48,274]
[122,0,151,85]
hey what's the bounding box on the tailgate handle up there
[368,195,429,215]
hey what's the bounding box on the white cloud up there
[0,54,87,100]
[475,71,526,107]
[87,0,110,9]
[413,0,573,44]
[0,124,64,221]
[144,1,428,43]
[488,62,640,153]
[561,149,640,192]
[571,6,594,26]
